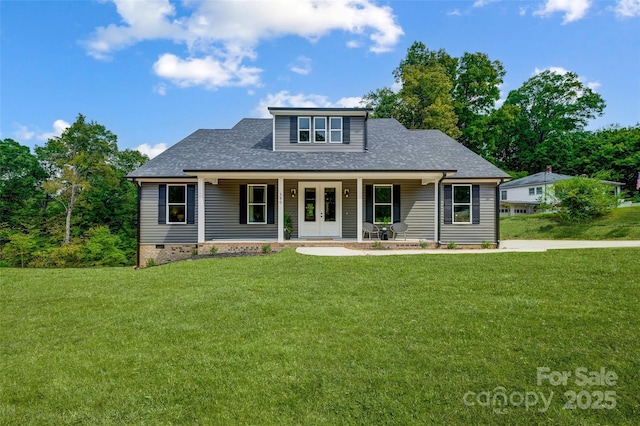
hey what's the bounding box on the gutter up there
[436,171,447,247]
[134,179,141,269]
[496,178,505,248]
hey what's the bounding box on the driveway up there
[296,240,640,256]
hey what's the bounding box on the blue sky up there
[2,0,639,158]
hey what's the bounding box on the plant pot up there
[284,230,292,240]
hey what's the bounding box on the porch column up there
[197,177,205,243]
[357,178,363,242]
[277,178,284,243]
[433,179,439,243]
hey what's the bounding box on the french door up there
[298,182,342,238]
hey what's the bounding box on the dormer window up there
[330,117,342,143]
[314,117,326,142]
[299,117,311,142]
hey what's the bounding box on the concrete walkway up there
[295,240,640,256]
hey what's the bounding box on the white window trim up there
[167,184,187,224]
[313,117,327,143]
[247,184,267,224]
[536,186,543,195]
[501,190,507,200]
[373,184,393,225]
[298,117,311,143]
[452,184,472,224]
[329,117,342,143]
[528,187,535,196]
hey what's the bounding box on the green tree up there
[546,177,618,223]
[0,139,47,227]
[503,70,606,173]
[36,114,118,244]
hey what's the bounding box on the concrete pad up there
[295,240,640,256]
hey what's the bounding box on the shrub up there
[82,226,128,266]
[1,232,38,268]
[446,241,457,250]
[547,177,618,223]
[145,258,156,268]
[419,240,429,249]
[261,244,272,254]
[209,246,218,255]
[372,241,385,250]
[481,240,491,249]
[49,243,84,267]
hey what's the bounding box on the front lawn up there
[501,206,640,240]
[1,249,639,424]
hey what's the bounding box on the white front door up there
[298,182,342,238]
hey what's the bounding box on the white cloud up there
[84,0,403,90]
[346,40,362,48]
[614,0,640,17]
[154,83,168,96]
[12,124,35,141]
[253,91,363,118]
[473,0,500,7]
[534,0,591,23]
[152,53,262,89]
[38,119,71,141]
[136,143,168,159]
[447,9,463,16]
[289,56,312,75]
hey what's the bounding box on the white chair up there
[363,222,380,240]
[391,222,408,240]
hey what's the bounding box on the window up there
[248,184,267,224]
[374,185,392,224]
[314,117,326,142]
[501,190,507,200]
[453,185,472,223]
[536,186,543,195]
[298,117,311,142]
[167,185,186,224]
[529,187,535,196]
[330,117,342,143]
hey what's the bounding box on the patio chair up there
[390,222,408,240]
[362,222,380,240]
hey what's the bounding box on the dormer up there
[268,107,369,152]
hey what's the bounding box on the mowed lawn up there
[501,206,640,240]
[1,249,639,425]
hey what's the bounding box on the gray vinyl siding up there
[205,180,278,240]
[140,183,198,244]
[273,115,366,152]
[440,183,497,244]
[363,180,436,240]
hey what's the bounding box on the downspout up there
[135,180,141,269]
[495,179,505,248]
[436,172,446,247]
[364,111,369,152]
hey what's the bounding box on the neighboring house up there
[499,169,623,216]
[127,107,510,266]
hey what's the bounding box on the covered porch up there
[191,171,448,244]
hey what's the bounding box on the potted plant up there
[284,212,293,240]
[380,216,391,240]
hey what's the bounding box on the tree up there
[503,70,606,173]
[35,114,118,244]
[546,177,618,223]
[365,42,504,142]
[0,139,47,227]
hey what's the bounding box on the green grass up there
[501,206,640,240]
[2,249,639,424]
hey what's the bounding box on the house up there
[127,107,511,266]
[499,168,623,216]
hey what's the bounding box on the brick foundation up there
[140,240,497,267]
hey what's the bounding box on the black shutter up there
[443,185,452,225]
[393,184,401,223]
[239,185,247,224]
[187,184,195,224]
[290,116,298,143]
[343,117,350,144]
[158,184,166,224]
[472,184,480,225]
[365,184,373,223]
[267,184,275,224]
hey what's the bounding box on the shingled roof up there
[127,117,510,179]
